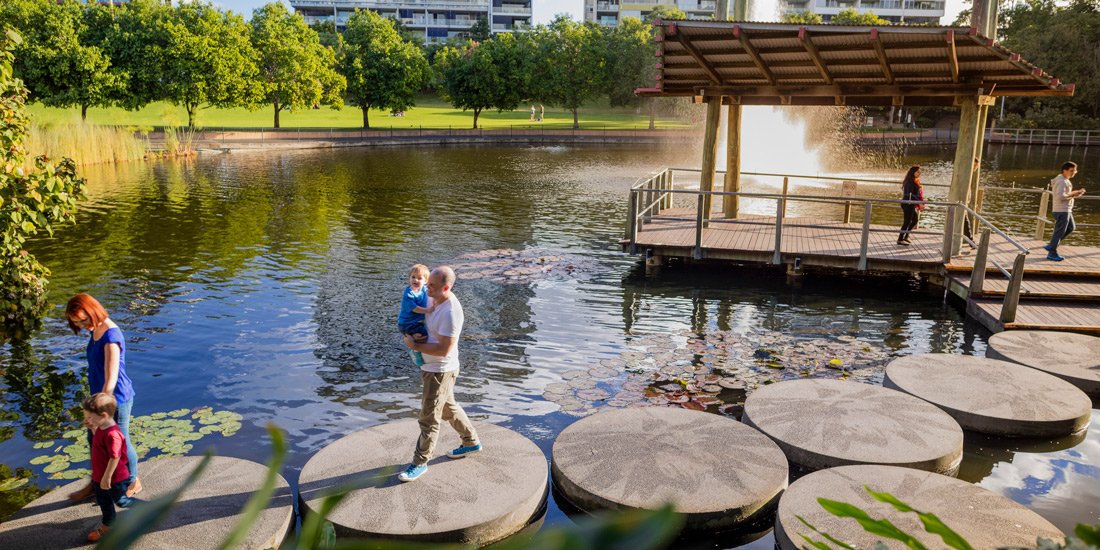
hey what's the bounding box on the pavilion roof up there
[637,20,1074,106]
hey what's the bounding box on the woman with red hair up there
[65,294,141,502]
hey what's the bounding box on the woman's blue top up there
[87,327,135,403]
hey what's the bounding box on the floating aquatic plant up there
[450,248,596,284]
[542,328,893,418]
[28,406,243,481]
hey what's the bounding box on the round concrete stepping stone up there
[551,407,788,532]
[298,420,546,546]
[774,465,1065,549]
[885,354,1092,437]
[987,330,1100,398]
[742,379,963,474]
[0,456,292,550]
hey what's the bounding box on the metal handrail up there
[667,167,952,188]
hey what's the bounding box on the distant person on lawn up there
[398,266,481,482]
[65,294,141,504]
[1045,161,1086,261]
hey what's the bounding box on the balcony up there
[494,5,531,14]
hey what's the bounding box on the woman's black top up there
[902,179,921,202]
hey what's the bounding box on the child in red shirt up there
[83,393,131,542]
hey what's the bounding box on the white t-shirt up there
[421,295,463,373]
[1052,175,1075,213]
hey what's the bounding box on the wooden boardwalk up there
[630,208,1100,334]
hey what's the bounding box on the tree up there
[0,0,124,120]
[644,5,688,23]
[433,34,531,128]
[0,30,87,341]
[783,11,825,24]
[96,0,262,126]
[603,17,654,109]
[999,0,1100,122]
[530,17,606,129]
[829,8,890,25]
[251,2,346,129]
[466,17,491,42]
[341,9,428,128]
[310,20,342,51]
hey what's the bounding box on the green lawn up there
[28,95,692,131]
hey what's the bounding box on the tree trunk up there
[473,108,481,129]
[81,104,88,121]
[273,101,281,129]
[648,99,656,130]
[362,106,370,129]
[187,103,196,128]
[572,108,579,129]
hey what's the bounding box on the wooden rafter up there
[799,27,833,85]
[734,25,776,85]
[946,30,960,83]
[870,29,895,84]
[676,33,724,85]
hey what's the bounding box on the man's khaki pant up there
[414,371,479,466]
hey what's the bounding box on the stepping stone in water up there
[986,330,1100,398]
[742,379,963,474]
[297,421,546,546]
[774,464,1064,550]
[551,407,788,532]
[0,456,293,550]
[885,354,1092,437]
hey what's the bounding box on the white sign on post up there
[841,180,857,198]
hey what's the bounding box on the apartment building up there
[290,0,533,43]
[585,0,717,26]
[783,0,944,24]
[586,0,943,25]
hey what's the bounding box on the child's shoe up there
[68,481,95,502]
[87,524,109,542]
[408,350,425,367]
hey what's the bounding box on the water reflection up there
[0,144,1097,542]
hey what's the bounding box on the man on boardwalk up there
[1045,161,1087,261]
[399,266,481,482]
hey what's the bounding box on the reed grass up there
[25,118,149,166]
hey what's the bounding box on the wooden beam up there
[699,98,723,225]
[695,83,987,97]
[723,104,742,219]
[734,25,776,85]
[870,29,895,84]
[947,30,960,83]
[677,34,724,85]
[799,27,833,84]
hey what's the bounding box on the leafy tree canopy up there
[782,11,825,24]
[644,5,688,23]
[341,9,428,128]
[829,8,891,25]
[603,17,654,108]
[251,2,346,128]
[530,16,606,129]
[433,33,531,128]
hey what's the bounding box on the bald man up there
[398,266,481,482]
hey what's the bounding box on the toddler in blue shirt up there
[398,264,433,366]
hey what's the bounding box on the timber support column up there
[700,97,723,225]
[967,103,991,222]
[949,96,983,255]
[723,101,742,218]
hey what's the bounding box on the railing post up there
[942,204,956,263]
[627,189,638,253]
[694,192,705,260]
[857,202,872,271]
[975,187,985,213]
[970,228,991,296]
[1000,252,1028,324]
[772,198,784,264]
[781,176,790,217]
[1035,191,1049,240]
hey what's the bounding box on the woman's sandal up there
[86,524,109,542]
[68,482,95,502]
[125,476,142,498]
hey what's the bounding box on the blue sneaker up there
[397,463,427,482]
[408,349,424,367]
[446,443,482,459]
[1047,253,1065,262]
[1043,244,1053,252]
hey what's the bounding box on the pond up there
[1,143,1097,547]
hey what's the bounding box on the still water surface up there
[1,144,1097,546]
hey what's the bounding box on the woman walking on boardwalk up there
[65,293,142,503]
[897,165,924,245]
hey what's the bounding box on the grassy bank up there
[28,95,691,131]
